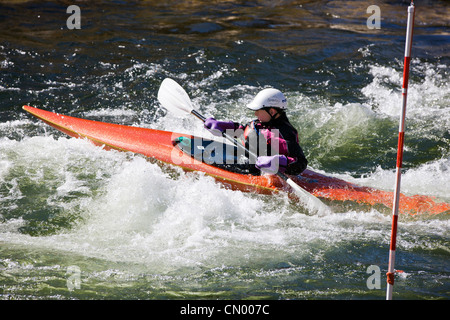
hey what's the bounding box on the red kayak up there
[23,105,449,215]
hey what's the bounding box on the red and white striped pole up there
[386,1,415,300]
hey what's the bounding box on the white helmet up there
[246,88,287,110]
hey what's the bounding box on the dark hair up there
[263,107,285,116]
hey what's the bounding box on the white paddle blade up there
[285,178,331,215]
[157,78,194,116]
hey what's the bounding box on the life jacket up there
[240,120,289,158]
[238,115,308,175]
[242,120,259,145]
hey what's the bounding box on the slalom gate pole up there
[386,1,415,300]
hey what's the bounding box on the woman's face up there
[254,108,275,123]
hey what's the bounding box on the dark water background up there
[0,0,449,302]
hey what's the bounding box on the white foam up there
[0,133,367,270]
[83,108,138,118]
[362,60,450,128]
[1,57,448,274]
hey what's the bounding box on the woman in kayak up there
[204,88,308,176]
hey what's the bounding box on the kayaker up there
[204,88,308,175]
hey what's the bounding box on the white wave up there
[0,140,445,274]
[83,108,139,118]
[361,60,450,130]
[1,74,448,274]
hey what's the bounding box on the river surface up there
[0,0,449,302]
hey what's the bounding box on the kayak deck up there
[23,105,450,215]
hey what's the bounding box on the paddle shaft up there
[191,110,206,122]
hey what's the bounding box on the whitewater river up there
[0,0,449,303]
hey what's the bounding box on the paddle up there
[157,78,330,213]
